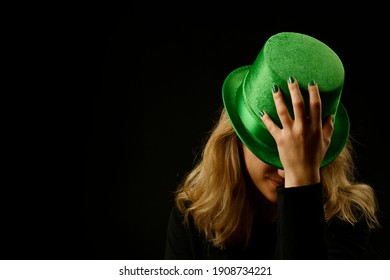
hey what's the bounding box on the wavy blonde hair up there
[175,108,380,249]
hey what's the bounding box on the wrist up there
[284,170,320,188]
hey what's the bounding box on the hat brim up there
[222,66,350,169]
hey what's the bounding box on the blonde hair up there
[175,108,380,249]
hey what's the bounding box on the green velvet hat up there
[222,32,349,169]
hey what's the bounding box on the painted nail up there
[272,85,279,94]
[288,76,295,84]
[309,80,316,86]
[259,110,264,117]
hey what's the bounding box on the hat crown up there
[244,32,344,130]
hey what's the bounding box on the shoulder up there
[326,210,372,259]
[165,201,207,259]
[167,201,193,233]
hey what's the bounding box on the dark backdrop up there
[3,6,389,260]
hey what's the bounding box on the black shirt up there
[165,184,371,259]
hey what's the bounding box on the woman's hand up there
[260,77,334,188]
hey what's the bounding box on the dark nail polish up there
[259,110,264,117]
[272,85,279,94]
[288,76,295,84]
[309,80,316,86]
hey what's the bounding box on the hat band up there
[236,75,276,147]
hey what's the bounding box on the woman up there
[164,32,380,259]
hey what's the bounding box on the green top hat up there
[222,32,349,169]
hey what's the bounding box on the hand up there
[260,77,334,188]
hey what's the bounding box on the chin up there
[265,193,277,204]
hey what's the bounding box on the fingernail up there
[288,76,295,84]
[259,110,264,117]
[272,85,279,94]
[309,80,316,86]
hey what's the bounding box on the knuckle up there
[293,99,305,109]
[277,107,290,118]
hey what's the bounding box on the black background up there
[3,5,389,260]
